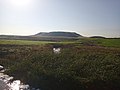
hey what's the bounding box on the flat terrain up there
[0,38,120,90]
[0,38,120,47]
[0,40,54,45]
[77,38,120,47]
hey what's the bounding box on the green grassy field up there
[0,38,120,90]
[98,38,120,47]
[0,40,54,45]
[0,38,120,47]
[77,38,120,47]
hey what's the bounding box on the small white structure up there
[53,48,61,54]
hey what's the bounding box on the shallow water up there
[0,65,40,90]
[0,79,10,90]
[0,72,30,90]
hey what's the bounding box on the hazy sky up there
[0,0,120,37]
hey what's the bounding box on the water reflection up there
[10,80,21,90]
[0,65,31,90]
[0,79,10,90]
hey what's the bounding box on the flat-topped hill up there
[34,31,82,37]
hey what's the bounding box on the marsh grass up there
[0,39,120,90]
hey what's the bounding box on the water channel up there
[0,65,40,90]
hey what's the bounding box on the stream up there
[0,65,40,90]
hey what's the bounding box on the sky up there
[0,0,120,37]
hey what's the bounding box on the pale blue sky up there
[0,0,120,37]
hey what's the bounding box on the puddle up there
[0,72,30,90]
[0,65,40,90]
